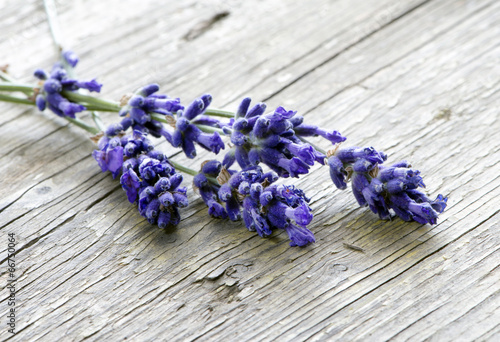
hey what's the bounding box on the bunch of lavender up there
[187,96,447,241]
[0,49,448,248]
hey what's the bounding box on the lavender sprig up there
[0,48,448,248]
[33,53,102,118]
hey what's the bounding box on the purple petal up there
[285,224,315,247]
[62,50,79,67]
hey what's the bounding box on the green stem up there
[0,83,36,93]
[61,91,121,112]
[92,112,106,132]
[204,108,234,118]
[64,117,100,135]
[0,93,35,106]
[43,0,64,54]
[194,124,227,135]
[0,71,21,84]
[81,104,115,112]
[150,113,171,125]
[169,160,219,185]
[168,160,197,176]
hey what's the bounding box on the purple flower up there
[93,130,188,228]
[92,137,124,179]
[224,97,345,178]
[328,145,447,225]
[375,162,447,224]
[328,155,348,190]
[194,160,316,246]
[164,94,225,158]
[117,84,184,138]
[242,196,272,237]
[293,124,345,144]
[34,53,102,118]
[193,161,230,219]
[121,168,141,203]
[62,50,79,68]
[285,224,316,247]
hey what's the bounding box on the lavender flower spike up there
[327,145,447,225]
[194,160,315,246]
[92,130,188,228]
[118,84,184,137]
[225,97,345,178]
[34,52,102,118]
[168,94,225,158]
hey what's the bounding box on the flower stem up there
[61,91,121,112]
[0,71,26,86]
[169,159,219,185]
[204,108,234,118]
[0,83,36,93]
[64,117,101,135]
[43,0,64,54]
[168,160,198,177]
[92,112,106,132]
[0,71,14,82]
[0,93,35,106]
[194,124,226,135]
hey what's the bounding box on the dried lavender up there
[0,49,448,248]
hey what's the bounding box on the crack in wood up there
[183,11,230,41]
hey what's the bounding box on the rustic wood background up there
[1,0,499,341]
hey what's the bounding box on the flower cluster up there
[17,50,448,247]
[166,95,225,158]
[328,147,447,224]
[117,84,183,138]
[193,160,231,219]
[93,130,188,228]
[195,161,315,246]
[33,50,102,118]
[223,97,345,177]
[115,87,225,159]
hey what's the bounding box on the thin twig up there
[43,0,64,54]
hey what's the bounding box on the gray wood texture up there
[1,0,499,341]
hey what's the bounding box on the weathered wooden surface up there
[1,0,499,341]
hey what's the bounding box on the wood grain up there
[1,0,499,341]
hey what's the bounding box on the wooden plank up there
[1,0,499,341]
